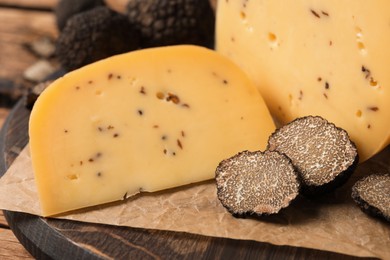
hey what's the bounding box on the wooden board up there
[0,99,374,259]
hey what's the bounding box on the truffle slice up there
[268,116,358,195]
[126,0,215,48]
[215,150,300,217]
[352,173,390,222]
[56,6,140,71]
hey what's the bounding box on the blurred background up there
[0,0,58,121]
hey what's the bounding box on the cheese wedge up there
[216,0,390,161]
[29,45,275,216]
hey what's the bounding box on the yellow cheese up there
[216,0,390,161]
[29,45,275,216]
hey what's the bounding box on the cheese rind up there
[216,0,390,161]
[29,45,276,216]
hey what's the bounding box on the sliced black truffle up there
[352,173,390,222]
[126,0,215,48]
[55,0,105,31]
[267,116,358,196]
[215,150,300,217]
[56,6,140,71]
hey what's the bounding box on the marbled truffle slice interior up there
[215,150,300,217]
[268,116,358,194]
[352,173,390,222]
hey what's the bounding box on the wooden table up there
[0,0,58,258]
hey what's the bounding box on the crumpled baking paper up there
[0,145,389,259]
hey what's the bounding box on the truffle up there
[215,150,300,217]
[126,0,215,48]
[56,6,140,71]
[352,173,390,222]
[267,116,358,196]
[55,0,105,31]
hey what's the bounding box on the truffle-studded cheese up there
[29,45,275,216]
[216,0,390,161]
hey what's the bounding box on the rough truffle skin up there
[56,6,140,71]
[352,173,390,223]
[126,0,215,48]
[268,116,359,196]
[215,150,300,217]
[55,0,105,31]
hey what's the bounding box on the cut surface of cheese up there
[216,0,390,161]
[29,45,276,216]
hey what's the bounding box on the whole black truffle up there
[126,0,215,48]
[55,0,105,31]
[215,150,300,217]
[56,6,140,71]
[268,116,359,196]
[352,173,390,222]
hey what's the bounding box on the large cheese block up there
[29,45,276,216]
[216,0,390,161]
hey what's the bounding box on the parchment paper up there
[0,145,389,259]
